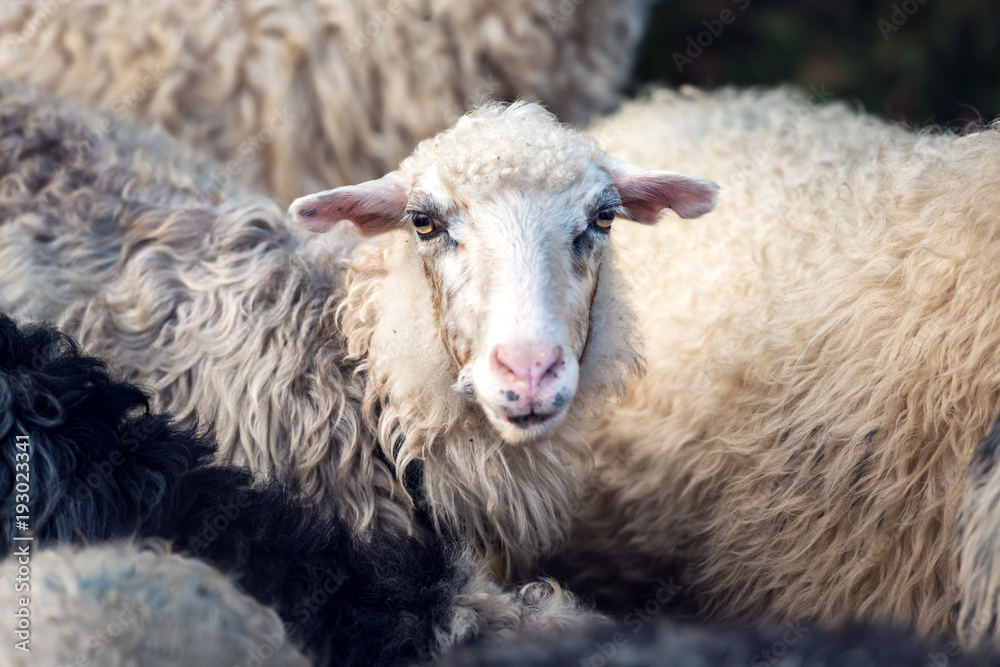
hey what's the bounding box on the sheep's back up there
[574,86,1000,637]
[0,0,652,202]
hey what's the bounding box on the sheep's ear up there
[608,158,718,222]
[288,171,407,236]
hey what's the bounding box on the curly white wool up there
[551,85,1000,646]
[403,102,605,191]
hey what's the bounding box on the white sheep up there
[548,85,1000,646]
[0,0,651,202]
[0,80,717,580]
[0,542,311,667]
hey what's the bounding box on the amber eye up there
[594,209,615,229]
[412,214,437,235]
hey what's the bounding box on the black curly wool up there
[0,312,461,666]
[435,618,1000,667]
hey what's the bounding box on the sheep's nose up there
[490,342,564,401]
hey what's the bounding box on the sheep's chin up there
[479,402,569,446]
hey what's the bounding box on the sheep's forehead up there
[403,102,608,192]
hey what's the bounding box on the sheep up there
[0,542,312,667]
[0,79,718,580]
[542,86,1000,644]
[956,413,1000,647]
[0,309,601,665]
[0,0,652,202]
[434,619,1000,667]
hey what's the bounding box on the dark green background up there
[631,0,999,129]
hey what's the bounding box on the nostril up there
[538,346,564,383]
[491,345,528,384]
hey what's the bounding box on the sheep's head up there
[290,102,717,445]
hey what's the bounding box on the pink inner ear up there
[611,160,718,223]
[292,200,339,233]
[290,173,407,236]
[312,192,402,236]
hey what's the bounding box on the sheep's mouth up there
[489,405,569,444]
[504,412,555,428]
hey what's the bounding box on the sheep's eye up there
[593,209,615,230]
[412,214,437,236]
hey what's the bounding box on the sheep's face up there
[399,169,620,444]
[290,102,717,445]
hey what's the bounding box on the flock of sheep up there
[1,1,1000,665]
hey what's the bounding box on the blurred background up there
[631,0,1000,130]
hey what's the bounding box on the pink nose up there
[491,342,564,401]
